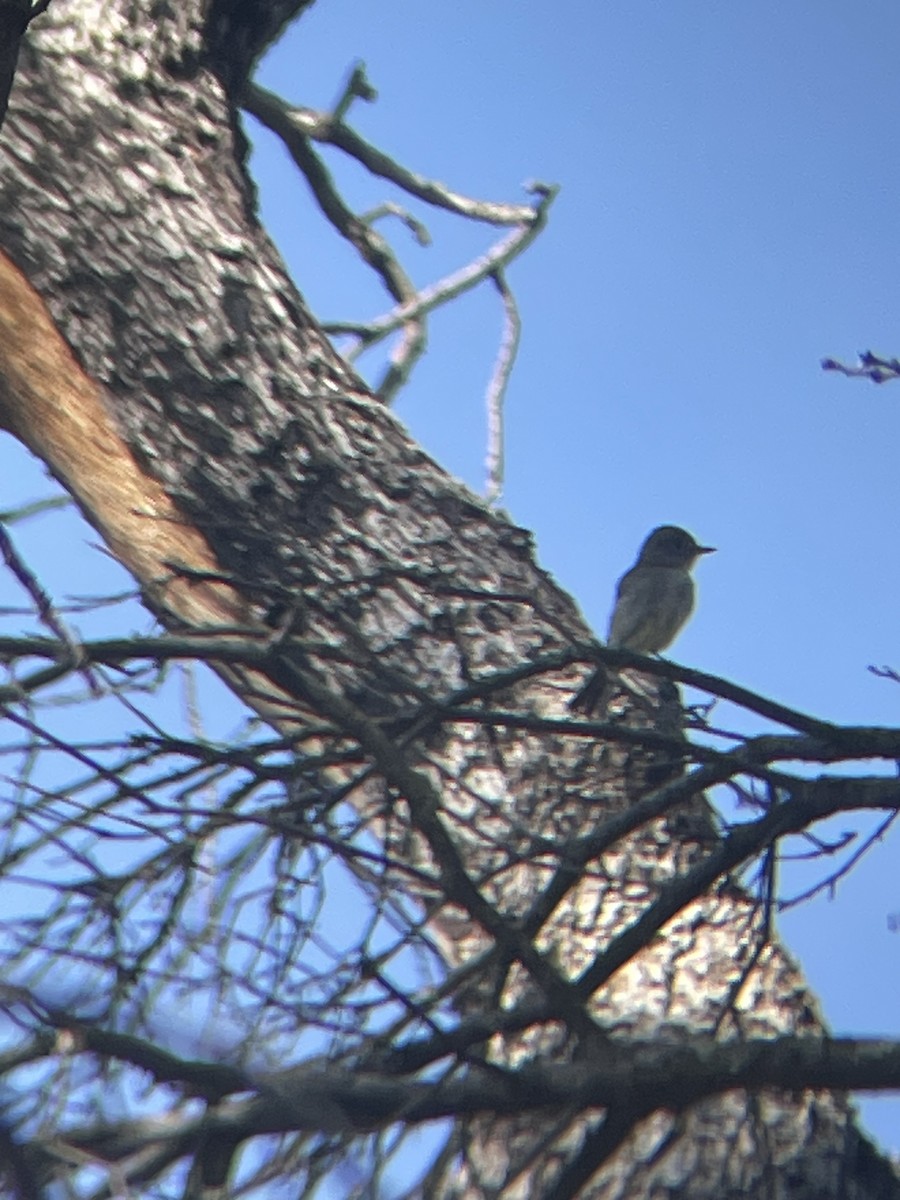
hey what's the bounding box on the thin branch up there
[822,350,900,384]
[321,185,557,349]
[484,269,521,505]
[575,774,900,1002]
[4,630,900,772]
[244,79,538,226]
[243,69,555,409]
[260,127,425,403]
[330,60,377,123]
[569,640,849,740]
[359,201,430,247]
[0,522,98,693]
[260,651,601,1036]
[779,809,900,910]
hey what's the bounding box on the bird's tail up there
[568,665,611,715]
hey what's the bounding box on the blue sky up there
[249,0,900,1151]
[1,0,899,1165]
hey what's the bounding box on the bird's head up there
[638,525,715,569]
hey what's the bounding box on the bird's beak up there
[698,545,716,555]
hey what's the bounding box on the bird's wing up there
[607,564,648,648]
[608,566,694,652]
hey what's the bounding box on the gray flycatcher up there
[570,525,715,713]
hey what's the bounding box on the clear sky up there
[249,0,900,1152]
[1,0,899,1162]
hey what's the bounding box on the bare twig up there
[256,126,425,403]
[243,69,555,413]
[360,201,431,247]
[779,809,900,909]
[0,522,99,695]
[331,60,377,123]
[321,185,557,350]
[822,350,900,384]
[484,269,521,505]
[244,78,538,226]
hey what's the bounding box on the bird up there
[570,525,715,713]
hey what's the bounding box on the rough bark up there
[0,2,896,1197]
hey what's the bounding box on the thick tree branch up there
[30,1028,900,1154]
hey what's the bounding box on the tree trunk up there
[0,2,895,1196]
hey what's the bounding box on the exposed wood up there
[0,248,249,626]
